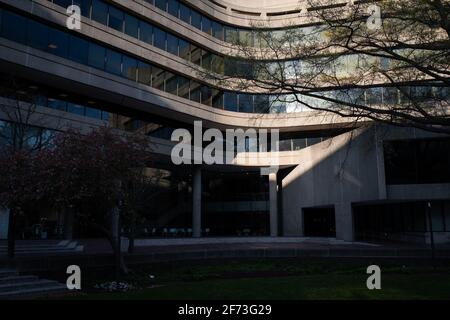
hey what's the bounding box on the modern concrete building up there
[0,0,449,244]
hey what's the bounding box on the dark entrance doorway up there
[303,207,336,237]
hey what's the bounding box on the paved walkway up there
[73,237,382,255]
[131,237,379,247]
[1,237,446,258]
[2,238,449,272]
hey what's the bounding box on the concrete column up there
[192,166,202,238]
[269,172,278,237]
[64,208,74,240]
[374,126,387,199]
[335,202,354,241]
[0,208,9,239]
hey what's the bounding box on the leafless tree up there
[0,75,58,258]
[202,0,450,134]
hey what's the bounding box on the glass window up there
[167,33,178,55]
[47,28,69,58]
[155,0,167,11]
[235,60,254,79]
[168,0,179,17]
[153,26,166,50]
[86,106,102,119]
[224,56,238,77]
[254,95,269,113]
[108,6,124,32]
[307,137,322,146]
[383,87,398,105]
[67,102,85,116]
[384,140,417,184]
[122,55,137,81]
[48,98,67,111]
[349,88,366,105]
[212,21,223,41]
[279,139,293,152]
[2,11,27,44]
[137,61,152,85]
[201,50,212,71]
[68,35,89,64]
[28,20,49,52]
[88,43,106,69]
[211,55,224,74]
[270,96,286,113]
[399,87,413,104]
[202,16,212,35]
[191,10,201,30]
[238,94,253,113]
[152,66,165,90]
[139,22,153,45]
[165,72,178,95]
[223,92,237,111]
[239,29,254,46]
[212,89,223,109]
[101,110,109,121]
[413,86,433,101]
[293,138,307,150]
[179,39,189,60]
[366,88,382,105]
[105,49,122,75]
[190,81,201,103]
[124,14,139,38]
[224,26,238,44]
[72,0,91,18]
[91,0,108,25]
[255,31,269,48]
[54,0,73,8]
[178,76,190,99]
[179,3,190,24]
[33,95,48,108]
[201,85,212,106]
[191,44,201,65]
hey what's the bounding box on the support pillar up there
[0,208,9,239]
[335,202,354,241]
[269,172,278,237]
[192,166,202,238]
[64,208,74,240]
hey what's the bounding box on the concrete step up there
[0,279,60,293]
[0,243,64,249]
[0,249,84,256]
[0,246,75,252]
[0,275,38,285]
[0,284,68,299]
[0,241,84,255]
[0,241,78,249]
[0,269,17,278]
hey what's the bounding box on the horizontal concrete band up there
[183,0,355,28]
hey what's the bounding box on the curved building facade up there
[0,0,449,243]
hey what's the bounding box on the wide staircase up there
[0,268,67,299]
[0,240,84,256]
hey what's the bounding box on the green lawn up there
[61,260,450,300]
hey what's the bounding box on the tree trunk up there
[64,207,75,240]
[86,218,129,278]
[7,208,15,259]
[128,211,136,254]
[111,206,128,279]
